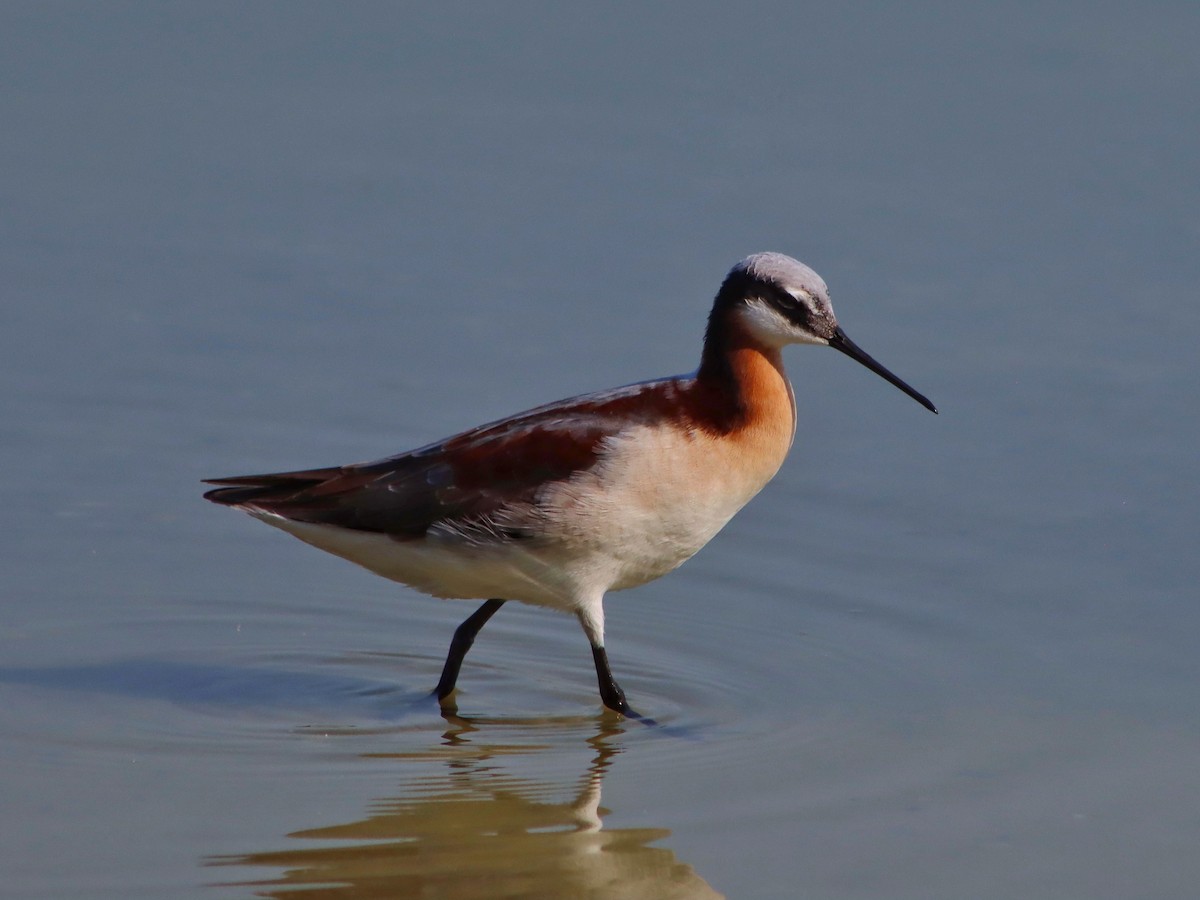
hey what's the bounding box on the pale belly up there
[253,512,580,608]
[252,420,792,611]
[255,495,741,612]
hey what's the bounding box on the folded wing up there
[204,378,688,541]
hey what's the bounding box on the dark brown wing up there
[203,376,695,540]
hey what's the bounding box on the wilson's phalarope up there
[205,252,936,719]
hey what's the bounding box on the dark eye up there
[773,287,809,320]
[771,286,799,309]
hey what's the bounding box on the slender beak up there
[828,326,938,414]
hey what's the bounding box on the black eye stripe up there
[767,285,810,320]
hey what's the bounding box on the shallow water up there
[4,3,1199,898]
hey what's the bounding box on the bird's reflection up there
[207,713,722,899]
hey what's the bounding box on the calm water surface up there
[3,3,1199,898]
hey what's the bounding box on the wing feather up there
[204,376,693,540]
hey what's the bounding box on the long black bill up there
[828,326,938,414]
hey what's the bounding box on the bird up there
[204,252,936,719]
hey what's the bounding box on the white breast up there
[541,421,790,593]
[247,416,792,615]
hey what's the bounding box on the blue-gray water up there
[3,3,1198,898]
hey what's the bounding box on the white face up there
[728,252,839,348]
[722,252,938,415]
[735,287,839,348]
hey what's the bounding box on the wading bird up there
[204,252,936,719]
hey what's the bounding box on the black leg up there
[590,644,641,718]
[434,599,506,702]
